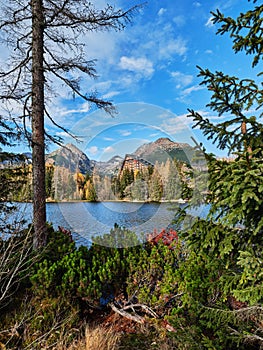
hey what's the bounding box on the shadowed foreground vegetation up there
[0,212,262,350]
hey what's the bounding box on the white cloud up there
[157,112,173,119]
[205,49,213,54]
[174,85,206,105]
[55,131,70,138]
[182,85,204,96]
[87,146,99,155]
[160,114,193,134]
[150,133,161,137]
[159,37,187,58]
[82,30,118,63]
[119,75,134,88]
[118,129,132,137]
[158,8,167,16]
[193,1,201,7]
[170,71,193,88]
[128,20,188,63]
[159,111,224,140]
[205,16,214,27]
[92,81,112,91]
[103,137,115,141]
[102,91,120,99]
[173,15,185,27]
[59,102,90,116]
[119,56,154,78]
[103,146,115,153]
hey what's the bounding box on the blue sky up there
[2,0,260,160]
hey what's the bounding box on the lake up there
[9,201,209,247]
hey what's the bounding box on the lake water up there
[9,201,209,247]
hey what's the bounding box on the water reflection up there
[10,201,208,247]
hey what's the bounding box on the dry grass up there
[55,321,178,350]
[64,325,120,350]
[85,325,120,350]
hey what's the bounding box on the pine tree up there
[162,159,182,200]
[119,168,134,199]
[131,178,148,201]
[54,170,64,201]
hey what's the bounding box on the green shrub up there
[30,225,143,305]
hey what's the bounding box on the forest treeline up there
[11,158,194,202]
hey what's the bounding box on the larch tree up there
[0,1,141,248]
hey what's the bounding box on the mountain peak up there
[46,143,91,174]
[155,137,172,143]
[134,137,193,164]
[154,137,174,146]
[153,137,190,148]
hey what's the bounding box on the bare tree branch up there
[0,226,36,309]
[109,301,177,332]
[109,302,145,324]
[0,50,31,77]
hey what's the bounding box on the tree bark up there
[31,0,47,248]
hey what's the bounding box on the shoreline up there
[12,198,188,204]
[46,198,188,204]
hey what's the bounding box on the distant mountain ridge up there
[45,137,194,175]
[91,155,123,176]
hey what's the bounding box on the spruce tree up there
[173,1,263,348]
[148,165,163,202]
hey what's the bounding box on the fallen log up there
[108,301,177,332]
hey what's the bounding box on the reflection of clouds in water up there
[55,202,209,247]
[98,202,143,213]
[57,202,176,240]
[8,202,209,248]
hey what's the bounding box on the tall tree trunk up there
[31,0,47,248]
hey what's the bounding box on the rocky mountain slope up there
[133,137,194,164]
[45,138,195,175]
[46,143,92,174]
[91,155,123,176]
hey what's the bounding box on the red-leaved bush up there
[147,228,178,249]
